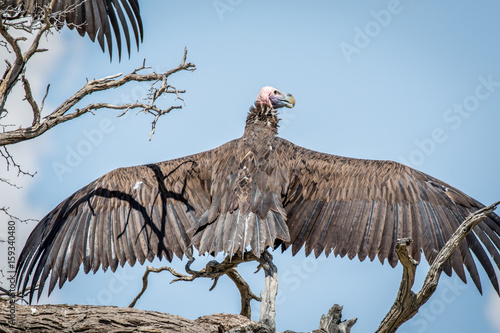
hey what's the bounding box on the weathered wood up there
[257,251,278,331]
[281,304,357,333]
[0,302,272,333]
[318,304,357,333]
[376,201,500,333]
[226,268,262,319]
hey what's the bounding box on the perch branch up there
[376,201,500,333]
[0,206,38,224]
[0,303,272,333]
[129,252,261,319]
[257,250,278,331]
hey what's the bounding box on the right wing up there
[16,149,213,303]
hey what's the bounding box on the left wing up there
[277,138,500,295]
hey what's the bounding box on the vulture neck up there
[244,103,279,137]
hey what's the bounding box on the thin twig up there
[0,206,38,223]
[21,75,40,125]
[0,146,36,177]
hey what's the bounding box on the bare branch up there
[0,206,38,224]
[39,83,50,112]
[0,177,20,188]
[225,268,261,319]
[0,145,35,177]
[0,48,196,146]
[377,201,500,333]
[128,265,172,309]
[21,75,40,125]
[0,283,37,304]
[0,4,53,114]
[129,252,261,319]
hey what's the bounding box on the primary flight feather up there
[1,0,143,59]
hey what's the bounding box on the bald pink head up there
[256,86,295,109]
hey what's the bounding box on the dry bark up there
[376,201,500,333]
[257,251,278,331]
[0,302,357,333]
[0,302,272,333]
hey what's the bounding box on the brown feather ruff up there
[245,102,280,134]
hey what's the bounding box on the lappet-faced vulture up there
[16,86,500,303]
[1,0,143,59]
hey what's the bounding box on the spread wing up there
[16,150,213,303]
[279,138,500,295]
[2,0,143,59]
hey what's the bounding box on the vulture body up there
[1,0,143,58]
[16,86,500,304]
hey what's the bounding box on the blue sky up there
[1,1,500,332]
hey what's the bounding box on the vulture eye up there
[273,90,279,95]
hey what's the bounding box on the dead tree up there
[4,203,490,332]
[2,201,497,332]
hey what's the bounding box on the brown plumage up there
[17,86,500,303]
[1,0,143,59]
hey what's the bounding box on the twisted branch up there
[0,47,195,146]
[129,252,262,319]
[0,2,53,114]
[376,201,500,333]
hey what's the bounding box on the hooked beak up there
[281,93,296,108]
[272,92,295,109]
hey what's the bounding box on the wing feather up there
[308,201,335,257]
[1,0,143,58]
[277,138,500,295]
[16,150,214,303]
[346,200,370,260]
[367,201,387,262]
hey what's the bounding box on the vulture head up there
[256,86,296,110]
[246,86,296,133]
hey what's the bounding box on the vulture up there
[1,0,143,59]
[16,86,500,304]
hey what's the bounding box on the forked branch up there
[0,47,195,146]
[377,201,500,333]
[129,252,261,319]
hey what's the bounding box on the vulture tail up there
[190,209,290,257]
